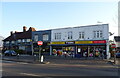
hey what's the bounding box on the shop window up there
[79,32,84,39]
[68,31,72,39]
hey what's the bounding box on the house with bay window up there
[3,26,36,54]
[50,24,110,59]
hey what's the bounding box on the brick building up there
[3,26,36,54]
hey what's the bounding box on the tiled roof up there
[114,36,120,42]
[3,27,36,41]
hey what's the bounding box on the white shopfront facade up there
[50,24,110,59]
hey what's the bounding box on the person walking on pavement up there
[64,52,67,58]
[83,52,87,59]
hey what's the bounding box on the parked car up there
[4,50,17,56]
[116,52,120,58]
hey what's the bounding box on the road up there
[2,60,119,78]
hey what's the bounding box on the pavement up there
[1,54,119,66]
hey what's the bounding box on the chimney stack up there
[15,31,17,33]
[10,31,13,35]
[23,26,27,32]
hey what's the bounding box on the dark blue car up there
[116,53,120,58]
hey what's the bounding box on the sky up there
[0,0,119,40]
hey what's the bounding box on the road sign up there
[37,41,43,45]
[111,44,116,48]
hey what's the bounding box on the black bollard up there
[34,54,36,61]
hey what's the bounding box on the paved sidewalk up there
[1,55,117,65]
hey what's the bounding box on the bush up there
[13,49,25,54]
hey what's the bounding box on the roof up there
[3,27,36,41]
[50,24,108,30]
[114,36,120,42]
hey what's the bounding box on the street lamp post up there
[31,39,34,56]
[111,44,116,64]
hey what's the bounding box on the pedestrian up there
[89,53,93,57]
[64,52,67,58]
[103,50,106,59]
[83,52,87,59]
[57,50,59,56]
[71,52,74,58]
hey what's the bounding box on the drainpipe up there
[50,46,52,55]
[31,40,34,56]
[106,40,110,59]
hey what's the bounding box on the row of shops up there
[49,40,109,58]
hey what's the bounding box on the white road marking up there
[20,73,41,76]
[17,62,29,64]
[3,61,15,63]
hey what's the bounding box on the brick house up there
[3,26,36,54]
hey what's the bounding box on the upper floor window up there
[18,39,21,43]
[6,41,9,44]
[22,39,25,42]
[79,32,84,39]
[54,33,61,40]
[68,31,72,39]
[43,34,48,41]
[27,39,31,42]
[93,30,103,38]
[34,34,38,41]
[11,41,15,44]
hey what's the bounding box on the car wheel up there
[5,54,7,56]
[5,54,8,56]
[7,54,9,56]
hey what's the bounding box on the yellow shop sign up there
[75,41,93,44]
[51,42,65,44]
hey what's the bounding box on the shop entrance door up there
[77,46,88,57]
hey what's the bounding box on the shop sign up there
[93,40,106,43]
[51,42,65,44]
[65,41,75,44]
[75,41,92,44]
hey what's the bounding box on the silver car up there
[4,50,17,56]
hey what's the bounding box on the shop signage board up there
[75,41,92,44]
[51,42,65,44]
[93,40,106,43]
[51,40,107,45]
[65,41,75,44]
